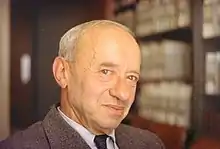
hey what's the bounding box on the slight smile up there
[103,104,125,116]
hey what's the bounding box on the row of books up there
[115,0,220,38]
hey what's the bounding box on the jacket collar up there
[42,104,91,149]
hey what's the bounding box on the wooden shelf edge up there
[136,27,192,43]
[204,94,220,99]
[204,94,220,112]
[204,36,220,42]
[139,78,192,85]
[114,3,136,15]
[204,36,220,51]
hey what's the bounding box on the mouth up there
[106,105,124,110]
[104,105,125,116]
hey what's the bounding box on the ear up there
[52,57,68,88]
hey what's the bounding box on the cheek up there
[81,77,107,103]
[128,87,137,104]
[84,81,110,103]
[86,73,113,93]
[132,87,137,98]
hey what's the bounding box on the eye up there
[127,75,139,82]
[100,69,111,75]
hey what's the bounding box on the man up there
[0,20,164,149]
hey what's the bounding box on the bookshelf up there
[113,0,220,140]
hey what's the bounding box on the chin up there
[99,118,122,130]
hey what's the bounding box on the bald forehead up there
[72,22,139,64]
[78,24,136,47]
[59,20,136,61]
[82,21,134,36]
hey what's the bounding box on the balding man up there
[0,20,165,149]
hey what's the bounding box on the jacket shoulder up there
[118,124,165,149]
[0,121,50,149]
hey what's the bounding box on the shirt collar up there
[57,106,116,148]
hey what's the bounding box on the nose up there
[109,77,131,101]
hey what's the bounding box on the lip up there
[103,105,125,117]
[105,105,125,111]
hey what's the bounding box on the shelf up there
[204,95,220,112]
[136,27,192,43]
[204,94,220,100]
[114,3,136,15]
[139,77,192,85]
[204,36,220,43]
[204,36,220,52]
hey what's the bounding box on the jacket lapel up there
[115,124,136,149]
[42,104,91,149]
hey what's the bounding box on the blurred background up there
[1,0,220,148]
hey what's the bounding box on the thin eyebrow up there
[100,62,140,76]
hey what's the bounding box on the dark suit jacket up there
[0,105,165,149]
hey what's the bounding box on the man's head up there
[52,20,141,135]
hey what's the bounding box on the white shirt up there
[58,107,119,149]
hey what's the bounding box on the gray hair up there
[58,20,134,61]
